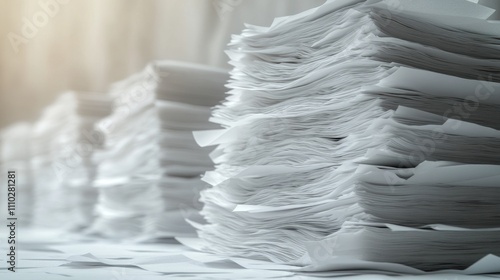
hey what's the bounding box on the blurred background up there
[0,0,326,129]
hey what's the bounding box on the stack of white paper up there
[30,92,112,230]
[90,61,228,239]
[90,69,163,239]
[145,61,229,238]
[69,92,113,230]
[194,0,500,272]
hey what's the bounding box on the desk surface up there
[1,228,498,280]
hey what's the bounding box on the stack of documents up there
[91,61,228,239]
[146,61,228,238]
[30,92,112,230]
[90,69,163,239]
[194,0,500,272]
[69,92,113,230]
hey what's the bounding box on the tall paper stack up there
[70,92,113,230]
[91,61,229,239]
[30,92,112,230]
[146,61,228,238]
[90,69,162,239]
[194,0,500,272]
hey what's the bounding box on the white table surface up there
[1,228,499,280]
